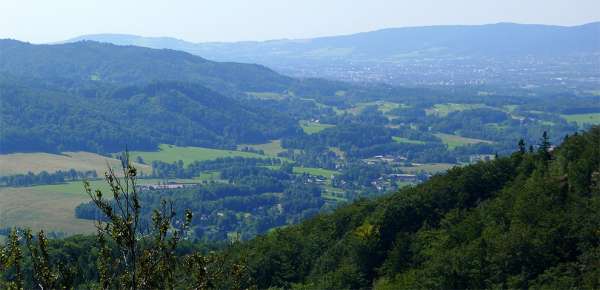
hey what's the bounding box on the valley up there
[0,20,599,288]
[2,94,596,237]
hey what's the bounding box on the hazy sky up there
[1,0,599,43]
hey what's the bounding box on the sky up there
[1,0,599,44]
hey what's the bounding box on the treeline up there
[0,80,299,153]
[151,156,282,179]
[0,169,97,187]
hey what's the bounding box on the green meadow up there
[238,140,286,157]
[300,120,335,134]
[129,144,267,165]
[246,91,285,100]
[392,136,426,144]
[399,163,456,174]
[434,133,493,150]
[339,101,407,116]
[561,113,600,127]
[426,103,489,117]
[293,167,338,178]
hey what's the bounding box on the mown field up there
[0,184,96,235]
[237,140,286,156]
[426,103,490,117]
[0,178,210,234]
[399,163,457,174]
[0,151,151,176]
[434,133,493,150]
[300,120,335,134]
[246,91,286,100]
[293,166,338,178]
[561,113,600,127]
[392,136,426,144]
[340,101,406,115]
[128,144,268,165]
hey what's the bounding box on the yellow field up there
[0,178,205,235]
[0,185,96,234]
[0,151,151,176]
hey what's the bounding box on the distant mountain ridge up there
[63,22,600,86]
[66,22,600,63]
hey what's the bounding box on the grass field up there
[339,101,407,116]
[434,133,493,150]
[0,177,210,235]
[0,185,96,235]
[195,171,221,181]
[426,103,489,117]
[399,163,456,174]
[300,120,335,134]
[392,137,426,144]
[246,91,285,100]
[237,140,286,157]
[561,113,600,127]
[0,151,151,176]
[585,90,600,96]
[129,144,267,165]
[293,167,338,178]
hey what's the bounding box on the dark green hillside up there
[0,40,437,154]
[0,81,298,153]
[223,126,600,289]
[0,39,293,93]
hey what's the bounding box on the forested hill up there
[0,39,437,154]
[223,126,600,289]
[0,39,293,94]
[0,80,298,153]
[0,40,303,153]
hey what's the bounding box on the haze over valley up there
[69,22,600,92]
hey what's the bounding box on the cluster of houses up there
[370,173,420,191]
[468,154,496,163]
[365,154,408,165]
[137,182,199,190]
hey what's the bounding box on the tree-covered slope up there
[0,40,439,154]
[0,39,293,94]
[4,127,597,288]
[0,80,299,153]
[224,126,600,289]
